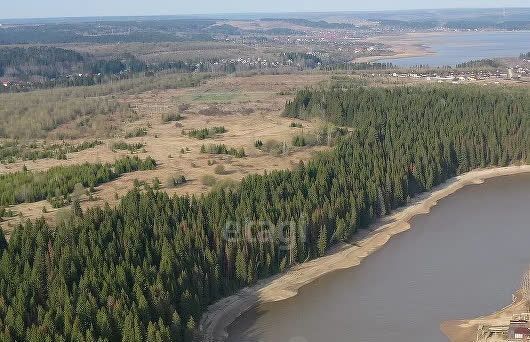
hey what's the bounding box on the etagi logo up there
[222,217,307,251]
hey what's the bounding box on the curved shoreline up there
[441,289,527,342]
[198,165,530,342]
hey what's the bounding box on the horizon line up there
[1,6,529,22]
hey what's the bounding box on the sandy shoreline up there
[441,290,527,342]
[354,32,435,64]
[198,165,530,342]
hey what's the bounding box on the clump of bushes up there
[112,141,145,153]
[212,179,239,192]
[214,165,226,175]
[257,139,286,156]
[125,127,148,138]
[166,174,187,188]
[290,122,303,128]
[292,135,307,147]
[184,126,227,140]
[200,144,245,158]
[201,174,217,186]
[0,207,16,221]
[161,112,183,123]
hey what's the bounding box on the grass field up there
[0,73,331,232]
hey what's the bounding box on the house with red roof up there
[508,317,530,341]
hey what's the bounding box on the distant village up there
[1,49,529,91]
[386,65,530,84]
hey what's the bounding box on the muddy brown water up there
[227,174,530,342]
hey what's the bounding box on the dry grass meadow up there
[0,73,332,231]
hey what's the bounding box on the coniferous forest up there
[0,156,157,206]
[0,84,528,342]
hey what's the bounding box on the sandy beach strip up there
[441,289,527,342]
[198,164,530,342]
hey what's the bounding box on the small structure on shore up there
[508,314,530,341]
[476,324,509,341]
[475,314,530,341]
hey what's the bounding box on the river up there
[227,173,530,342]
[379,31,530,67]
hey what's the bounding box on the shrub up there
[161,112,183,123]
[112,141,145,153]
[125,127,147,138]
[212,179,239,192]
[201,144,245,158]
[166,174,187,188]
[214,165,226,175]
[201,174,217,186]
[261,139,285,156]
[292,135,306,147]
[185,126,227,140]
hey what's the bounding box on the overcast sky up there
[2,0,529,19]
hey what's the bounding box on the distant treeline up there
[0,83,527,342]
[521,52,530,59]
[1,46,302,92]
[455,59,500,69]
[0,46,153,89]
[445,20,530,30]
[0,73,209,139]
[0,46,84,78]
[261,18,361,30]
[321,62,395,71]
[372,18,530,31]
[374,19,439,30]
[280,52,322,68]
[0,19,219,45]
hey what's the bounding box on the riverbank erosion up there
[198,165,530,342]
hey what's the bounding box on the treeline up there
[321,62,395,71]
[455,59,500,69]
[0,47,144,79]
[0,156,156,206]
[0,84,527,341]
[445,20,530,30]
[280,52,322,69]
[521,52,530,59]
[0,47,84,80]
[0,73,208,139]
[0,46,209,92]
[0,20,218,45]
[262,18,358,29]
